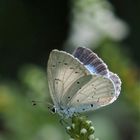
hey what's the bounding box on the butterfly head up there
[48,105,57,114]
[49,105,74,118]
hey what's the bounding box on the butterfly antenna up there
[31,100,53,107]
[32,100,37,106]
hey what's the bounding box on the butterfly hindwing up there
[61,75,92,106]
[67,74,116,112]
[108,72,121,103]
[73,47,108,76]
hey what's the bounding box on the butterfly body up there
[52,106,75,118]
[47,47,121,118]
[52,104,98,118]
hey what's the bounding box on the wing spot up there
[91,104,93,107]
[77,81,80,84]
[68,96,70,99]
[55,78,61,81]
[82,108,85,111]
[64,62,68,65]
[77,99,79,102]
[55,78,61,84]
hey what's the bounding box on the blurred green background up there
[0,0,140,140]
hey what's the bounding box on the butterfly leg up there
[59,118,70,126]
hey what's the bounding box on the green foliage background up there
[0,0,140,140]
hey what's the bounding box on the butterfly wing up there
[73,47,108,76]
[66,74,117,112]
[108,72,121,103]
[47,49,91,107]
[65,47,121,113]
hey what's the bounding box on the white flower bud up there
[66,126,71,130]
[80,128,87,134]
[72,123,75,129]
[89,134,95,140]
[90,126,94,131]
[69,138,75,140]
[86,120,92,125]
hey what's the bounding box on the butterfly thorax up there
[54,106,75,118]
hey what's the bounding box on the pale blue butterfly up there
[47,47,121,118]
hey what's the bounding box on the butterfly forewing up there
[47,50,91,107]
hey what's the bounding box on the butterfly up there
[47,47,121,118]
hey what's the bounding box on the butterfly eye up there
[51,107,56,113]
[48,106,56,114]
